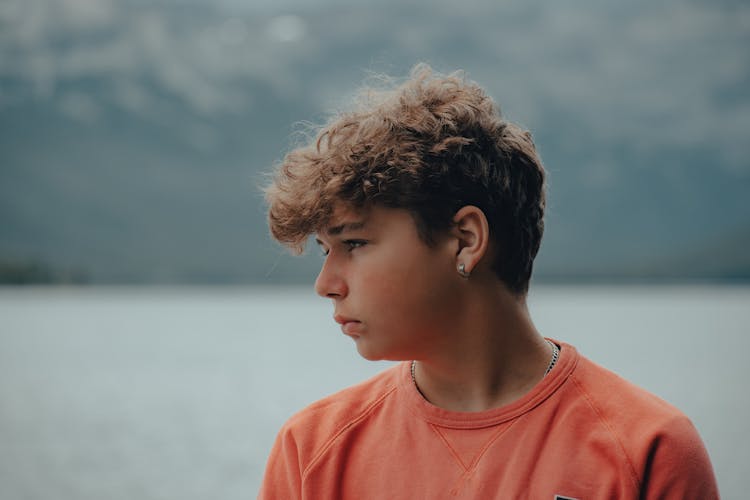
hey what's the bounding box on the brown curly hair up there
[265,64,546,295]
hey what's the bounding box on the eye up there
[316,242,330,257]
[344,239,367,251]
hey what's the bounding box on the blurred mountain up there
[1,0,748,284]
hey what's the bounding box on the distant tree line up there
[0,259,88,285]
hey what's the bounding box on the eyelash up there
[345,239,367,251]
[320,240,367,257]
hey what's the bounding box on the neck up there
[412,283,552,412]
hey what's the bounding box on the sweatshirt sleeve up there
[641,415,719,499]
[257,424,303,500]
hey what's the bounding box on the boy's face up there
[314,204,462,361]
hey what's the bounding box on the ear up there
[451,205,490,276]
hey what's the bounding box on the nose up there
[314,257,348,299]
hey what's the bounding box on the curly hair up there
[265,64,546,295]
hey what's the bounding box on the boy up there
[259,65,718,499]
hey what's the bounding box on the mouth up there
[334,315,362,337]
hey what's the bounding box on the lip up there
[334,314,362,337]
[334,314,357,325]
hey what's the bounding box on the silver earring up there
[457,263,471,278]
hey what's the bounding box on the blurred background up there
[1,0,748,284]
[1,0,748,498]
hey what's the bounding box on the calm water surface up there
[0,285,748,499]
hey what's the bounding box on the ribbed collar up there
[398,340,579,429]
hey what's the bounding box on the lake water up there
[1,285,748,499]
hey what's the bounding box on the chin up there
[356,349,384,362]
[355,343,407,363]
[355,342,388,362]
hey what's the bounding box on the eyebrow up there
[326,220,366,236]
[314,220,367,246]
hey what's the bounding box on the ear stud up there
[457,263,471,278]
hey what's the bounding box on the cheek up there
[365,252,435,297]
[391,255,458,317]
[355,237,458,319]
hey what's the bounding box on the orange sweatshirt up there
[259,342,718,499]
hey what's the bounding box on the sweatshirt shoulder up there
[290,363,400,425]
[568,354,716,490]
[277,364,401,463]
[570,354,686,426]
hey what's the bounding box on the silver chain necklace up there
[410,339,560,389]
[544,339,560,376]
